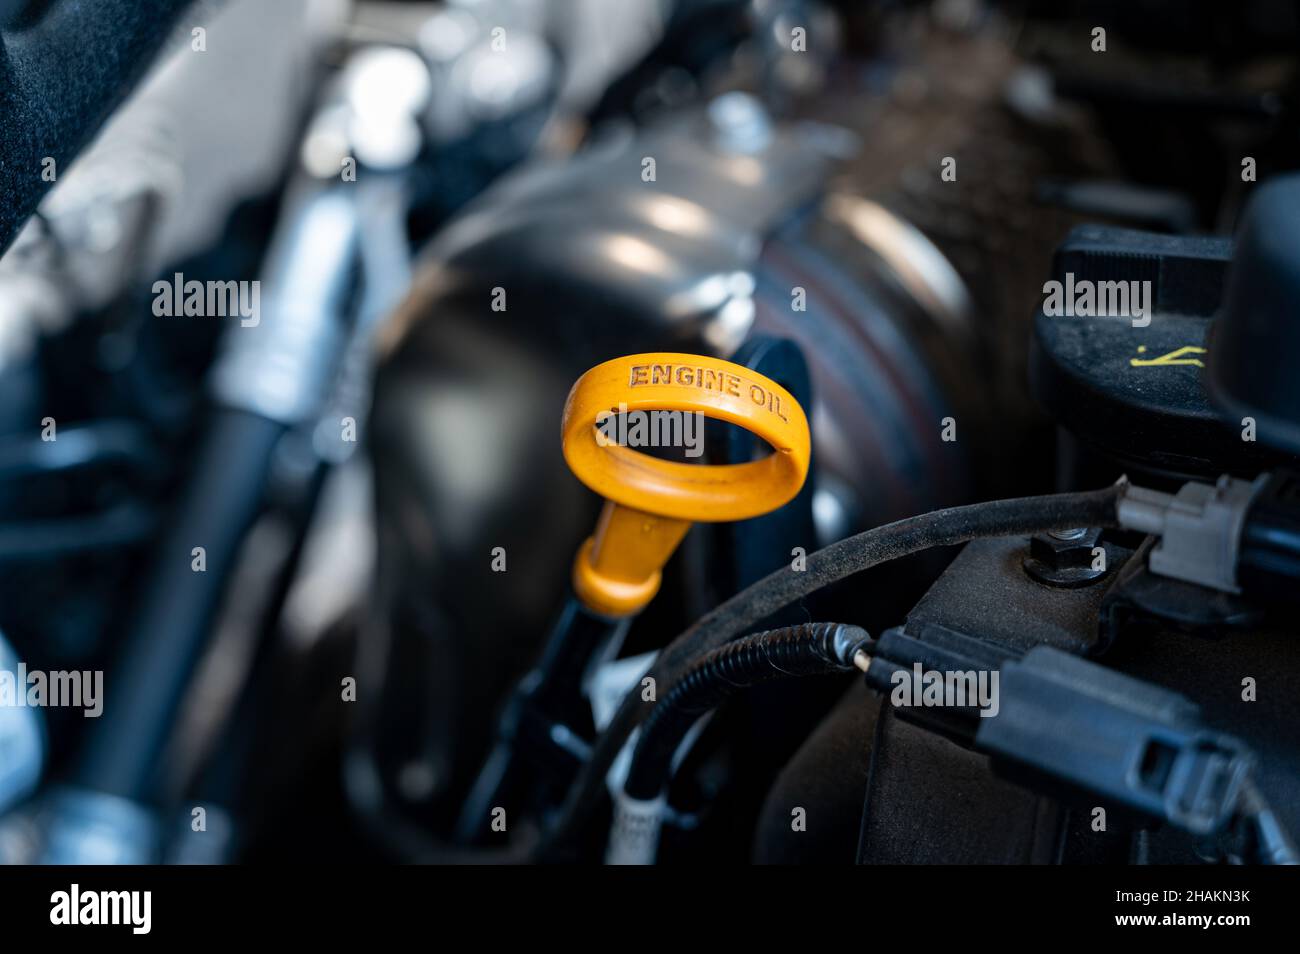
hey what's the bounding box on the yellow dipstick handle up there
[562,353,811,617]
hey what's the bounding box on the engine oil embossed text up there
[628,363,789,423]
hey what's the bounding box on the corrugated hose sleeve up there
[623,622,869,801]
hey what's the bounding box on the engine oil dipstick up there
[561,353,811,616]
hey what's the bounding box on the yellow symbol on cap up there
[561,353,812,617]
[1130,345,1207,368]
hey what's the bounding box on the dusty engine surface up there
[0,0,1299,902]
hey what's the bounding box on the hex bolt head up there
[1023,526,1110,588]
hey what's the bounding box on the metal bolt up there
[1024,526,1109,588]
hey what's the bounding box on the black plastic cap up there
[1209,174,1300,454]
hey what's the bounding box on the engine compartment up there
[0,0,1297,876]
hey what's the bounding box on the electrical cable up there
[623,621,868,801]
[539,482,1126,859]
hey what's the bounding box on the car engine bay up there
[0,0,1298,878]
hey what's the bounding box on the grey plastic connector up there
[1118,474,1269,593]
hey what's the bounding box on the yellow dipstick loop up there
[562,353,811,617]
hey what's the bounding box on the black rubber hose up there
[539,483,1126,859]
[73,408,286,801]
[623,622,868,801]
